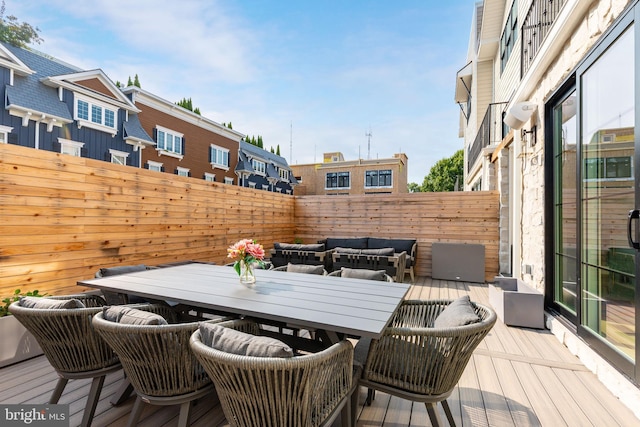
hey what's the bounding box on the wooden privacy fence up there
[294,192,500,280]
[1,143,499,297]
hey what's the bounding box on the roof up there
[123,114,155,146]
[235,150,255,174]
[239,140,290,170]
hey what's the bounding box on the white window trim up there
[204,172,216,182]
[109,149,129,165]
[224,177,234,185]
[251,158,266,176]
[0,124,13,143]
[248,182,257,188]
[58,138,84,157]
[261,184,270,190]
[176,166,190,177]
[155,125,184,160]
[210,144,230,171]
[74,94,118,136]
[147,160,163,172]
[325,171,351,190]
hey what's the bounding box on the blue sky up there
[12,0,473,184]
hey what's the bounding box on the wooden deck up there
[2,277,638,427]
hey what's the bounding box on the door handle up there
[628,209,640,250]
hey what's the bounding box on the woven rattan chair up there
[190,319,357,427]
[356,299,497,427]
[92,304,219,427]
[9,294,120,427]
[327,269,394,282]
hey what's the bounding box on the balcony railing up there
[521,0,567,76]
[467,102,508,174]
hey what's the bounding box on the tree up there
[0,1,42,48]
[127,76,133,86]
[407,182,422,193]
[133,74,141,88]
[176,97,201,115]
[421,149,463,192]
[276,145,281,156]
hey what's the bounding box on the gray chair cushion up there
[102,306,168,325]
[361,248,395,256]
[286,263,325,275]
[341,268,387,281]
[433,295,480,328]
[98,264,147,277]
[199,323,294,358]
[19,297,85,309]
[334,247,362,254]
[274,243,325,251]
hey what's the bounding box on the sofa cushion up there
[286,263,325,275]
[98,264,147,277]
[325,237,368,250]
[19,297,85,310]
[361,248,395,256]
[341,268,387,281]
[102,306,168,325]
[433,295,480,328]
[368,238,415,255]
[199,323,294,358]
[274,243,325,251]
[333,247,362,254]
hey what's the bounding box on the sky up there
[12,0,474,184]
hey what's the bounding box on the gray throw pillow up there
[19,297,85,309]
[102,306,168,325]
[334,247,362,254]
[433,295,480,328]
[286,263,325,275]
[199,323,294,358]
[274,242,300,250]
[341,268,387,281]
[361,248,395,256]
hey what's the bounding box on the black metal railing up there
[467,102,508,174]
[521,0,567,77]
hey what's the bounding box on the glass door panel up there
[580,26,635,361]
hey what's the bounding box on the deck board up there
[1,277,638,427]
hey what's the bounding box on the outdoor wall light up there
[504,101,537,130]
[521,125,537,146]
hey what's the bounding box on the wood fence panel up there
[293,192,500,281]
[1,144,499,298]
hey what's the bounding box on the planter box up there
[0,315,43,367]
[488,277,544,329]
[432,243,485,283]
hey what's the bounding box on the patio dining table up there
[78,263,411,345]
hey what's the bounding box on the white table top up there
[79,263,410,340]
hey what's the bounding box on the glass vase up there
[239,259,256,284]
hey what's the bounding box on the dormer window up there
[251,159,266,175]
[75,95,117,135]
[278,168,289,180]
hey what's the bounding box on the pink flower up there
[227,239,265,262]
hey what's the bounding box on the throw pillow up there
[333,247,362,254]
[361,248,395,256]
[286,263,325,275]
[199,323,294,358]
[341,268,387,281]
[102,306,168,325]
[433,295,480,328]
[19,297,85,309]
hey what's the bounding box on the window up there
[156,126,183,157]
[0,125,13,144]
[224,177,234,185]
[109,149,129,165]
[279,168,289,180]
[210,144,229,169]
[58,138,84,157]
[500,1,518,72]
[584,156,632,180]
[75,95,117,134]
[251,159,266,175]
[147,160,163,172]
[365,169,392,187]
[204,173,216,182]
[176,166,190,177]
[326,171,350,189]
[248,182,257,188]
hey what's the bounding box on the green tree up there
[127,76,133,86]
[115,80,121,88]
[176,97,201,115]
[407,182,422,193]
[133,74,141,88]
[276,145,281,156]
[421,149,463,192]
[0,1,42,48]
